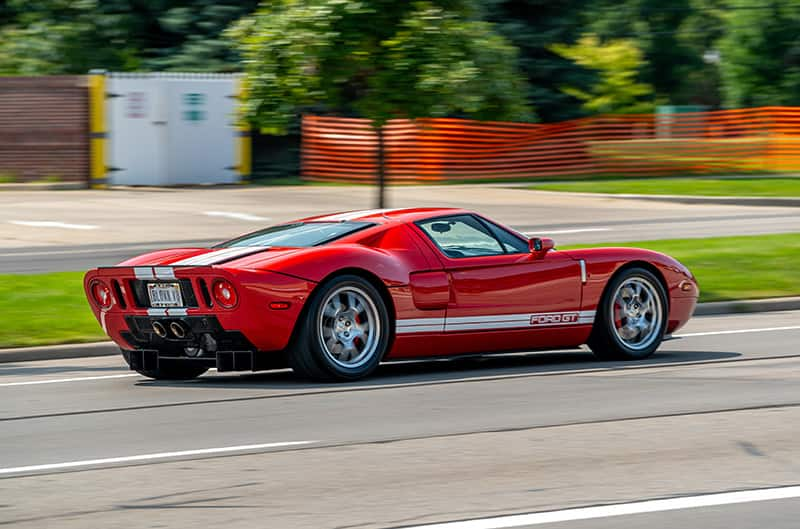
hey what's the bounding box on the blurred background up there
[0,0,798,346]
[2,0,800,187]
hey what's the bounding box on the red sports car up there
[84,208,698,381]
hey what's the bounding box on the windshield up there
[216,221,374,248]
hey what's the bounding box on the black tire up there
[134,361,208,380]
[588,267,668,360]
[290,274,391,381]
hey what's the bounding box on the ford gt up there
[84,208,698,381]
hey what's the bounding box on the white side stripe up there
[396,311,595,334]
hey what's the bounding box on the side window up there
[417,215,505,258]
[484,220,530,254]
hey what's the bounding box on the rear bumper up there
[85,266,316,353]
[119,314,288,372]
[123,348,287,373]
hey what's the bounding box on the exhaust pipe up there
[169,321,187,339]
[152,321,168,338]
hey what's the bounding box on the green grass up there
[564,233,800,302]
[527,177,800,197]
[0,272,106,348]
[1,232,799,348]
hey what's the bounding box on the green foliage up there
[551,34,653,114]
[0,0,258,74]
[229,0,532,132]
[718,0,800,107]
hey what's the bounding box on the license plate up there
[147,282,183,308]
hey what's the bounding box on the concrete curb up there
[0,182,86,191]
[524,189,800,207]
[692,296,800,316]
[2,297,799,364]
[0,341,118,363]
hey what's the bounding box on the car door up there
[413,214,585,349]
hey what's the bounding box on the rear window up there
[216,222,373,248]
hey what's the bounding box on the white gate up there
[106,73,241,186]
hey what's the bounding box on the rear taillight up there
[212,279,238,308]
[90,280,113,310]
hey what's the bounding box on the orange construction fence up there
[301,107,800,182]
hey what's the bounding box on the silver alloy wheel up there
[610,276,664,351]
[317,285,381,369]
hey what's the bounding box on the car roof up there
[300,207,471,224]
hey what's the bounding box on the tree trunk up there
[376,123,386,208]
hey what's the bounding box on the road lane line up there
[1,327,796,389]
[0,373,141,387]
[9,221,98,230]
[402,485,800,529]
[0,440,316,476]
[204,211,270,222]
[523,228,610,235]
[676,325,800,338]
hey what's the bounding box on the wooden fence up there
[301,107,800,182]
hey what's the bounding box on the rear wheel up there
[588,267,667,360]
[290,275,390,381]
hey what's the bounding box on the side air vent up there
[198,278,213,308]
[112,280,127,309]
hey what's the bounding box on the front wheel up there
[290,275,390,381]
[588,267,667,360]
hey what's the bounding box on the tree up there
[481,0,590,122]
[0,0,259,74]
[717,0,800,107]
[583,0,719,107]
[550,34,654,114]
[229,0,532,206]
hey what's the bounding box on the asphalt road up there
[1,310,799,528]
[1,185,798,272]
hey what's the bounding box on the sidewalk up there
[2,297,798,364]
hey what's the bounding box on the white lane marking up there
[676,326,800,338]
[404,485,800,529]
[524,228,610,235]
[0,441,316,475]
[0,373,141,387]
[0,242,220,258]
[9,221,98,230]
[2,326,795,388]
[204,211,269,222]
[0,368,220,388]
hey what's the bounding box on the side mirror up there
[529,237,555,257]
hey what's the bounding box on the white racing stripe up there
[204,211,270,222]
[396,311,596,335]
[403,485,800,529]
[524,228,610,235]
[170,246,270,266]
[314,208,404,221]
[675,325,800,338]
[9,220,98,230]
[0,441,316,475]
[0,373,141,387]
